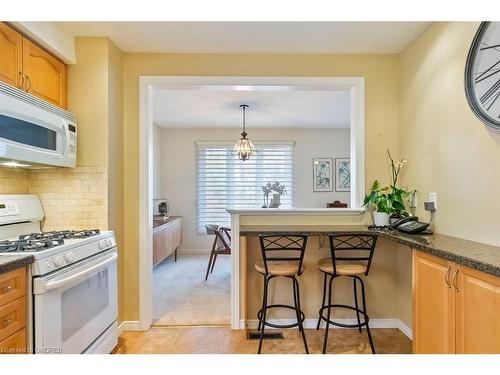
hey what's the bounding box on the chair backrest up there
[258,234,308,276]
[328,233,378,276]
[205,224,231,250]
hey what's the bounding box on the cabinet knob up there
[1,318,12,327]
[0,284,13,294]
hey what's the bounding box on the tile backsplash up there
[0,168,29,194]
[0,166,108,231]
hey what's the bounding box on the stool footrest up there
[318,304,369,328]
[258,304,305,329]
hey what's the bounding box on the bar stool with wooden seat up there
[255,234,309,354]
[316,233,378,354]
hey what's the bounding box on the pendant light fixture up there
[233,104,256,161]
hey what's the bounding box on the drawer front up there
[0,328,26,354]
[0,268,26,307]
[0,297,26,342]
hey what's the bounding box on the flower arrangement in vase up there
[262,182,287,208]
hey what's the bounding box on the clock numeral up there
[480,78,500,109]
[475,59,500,83]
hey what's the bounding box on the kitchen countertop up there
[0,254,34,274]
[239,225,500,277]
[153,216,182,229]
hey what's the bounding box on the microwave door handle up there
[35,252,117,294]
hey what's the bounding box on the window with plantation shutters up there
[196,141,294,233]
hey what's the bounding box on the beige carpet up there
[153,252,231,326]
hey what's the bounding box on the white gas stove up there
[0,195,118,354]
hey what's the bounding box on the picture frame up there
[335,158,351,192]
[313,158,333,192]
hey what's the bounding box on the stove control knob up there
[99,240,107,250]
[54,255,65,267]
[66,251,75,262]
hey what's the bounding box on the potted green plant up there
[363,150,415,227]
[363,180,392,226]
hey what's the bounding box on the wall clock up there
[465,22,500,130]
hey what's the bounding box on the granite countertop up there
[239,225,500,277]
[0,254,34,274]
[153,216,182,229]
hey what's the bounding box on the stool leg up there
[292,276,302,333]
[316,272,327,330]
[292,276,309,354]
[322,274,334,354]
[257,274,266,332]
[353,277,362,333]
[258,276,269,354]
[358,276,375,354]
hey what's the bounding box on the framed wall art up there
[313,158,333,192]
[335,158,351,192]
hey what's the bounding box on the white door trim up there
[138,76,365,331]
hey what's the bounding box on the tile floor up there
[113,327,412,354]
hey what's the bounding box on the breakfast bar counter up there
[239,225,500,277]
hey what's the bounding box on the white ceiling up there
[56,22,430,54]
[152,88,350,129]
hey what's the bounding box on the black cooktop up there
[0,229,100,253]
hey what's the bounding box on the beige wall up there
[106,40,125,323]
[123,53,400,320]
[68,38,109,167]
[154,127,350,250]
[399,22,500,247]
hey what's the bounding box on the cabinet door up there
[22,38,67,108]
[455,265,500,354]
[412,250,455,353]
[0,23,23,88]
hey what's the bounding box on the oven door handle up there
[34,252,117,294]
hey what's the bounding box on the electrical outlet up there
[409,191,418,208]
[428,192,437,209]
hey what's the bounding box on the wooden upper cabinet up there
[22,38,67,109]
[0,22,23,89]
[412,251,455,354]
[455,265,500,354]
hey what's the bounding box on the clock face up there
[465,22,500,129]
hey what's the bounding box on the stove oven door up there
[33,249,117,354]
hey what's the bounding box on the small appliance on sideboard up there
[153,198,169,217]
[0,81,77,168]
[0,195,118,354]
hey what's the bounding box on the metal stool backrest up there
[258,235,308,276]
[205,224,231,250]
[328,233,378,276]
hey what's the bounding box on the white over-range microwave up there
[0,81,77,168]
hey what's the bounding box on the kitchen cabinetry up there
[413,250,500,354]
[0,22,67,109]
[0,23,23,89]
[0,267,27,354]
[153,217,183,266]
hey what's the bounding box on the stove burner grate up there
[0,229,100,253]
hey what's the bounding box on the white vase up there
[373,212,390,227]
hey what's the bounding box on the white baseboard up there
[397,320,413,340]
[118,321,141,336]
[180,248,211,254]
[241,318,413,339]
